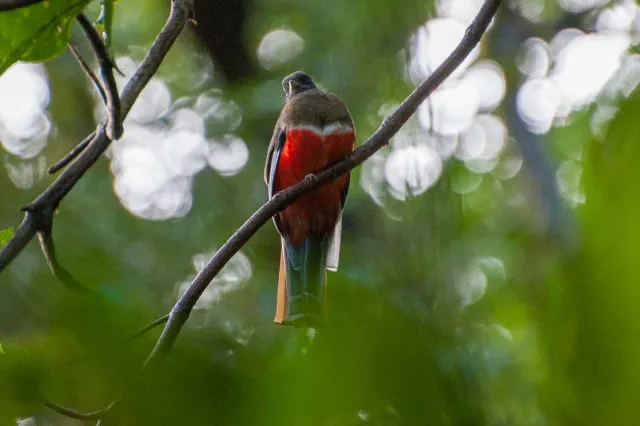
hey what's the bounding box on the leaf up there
[0,0,92,75]
[0,227,13,247]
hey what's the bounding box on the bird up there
[265,71,355,326]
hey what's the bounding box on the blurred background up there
[1,0,640,424]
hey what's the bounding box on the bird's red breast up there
[274,123,355,245]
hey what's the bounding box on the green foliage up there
[571,86,640,424]
[0,227,13,247]
[0,0,91,75]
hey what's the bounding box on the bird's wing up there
[265,125,286,235]
[340,173,351,208]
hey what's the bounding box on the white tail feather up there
[326,213,342,272]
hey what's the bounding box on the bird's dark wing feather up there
[340,174,350,210]
[265,125,286,234]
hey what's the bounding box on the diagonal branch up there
[49,0,503,422]
[0,213,36,271]
[0,0,194,277]
[0,0,42,11]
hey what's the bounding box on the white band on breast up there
[289,122,354,136]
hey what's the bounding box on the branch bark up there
[0,0,194,276]
[49,0,503,421]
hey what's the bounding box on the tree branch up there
[0,214,36,271]
[0,0,42,11]
[50,0,502,421]
[76,13,122,141]
[0,0,194,277]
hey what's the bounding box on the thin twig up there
[0,0,42,11]
[68,43,108,105]
[48,131,95,174]
[8,203,90,293]
[68,314,171,368]
[61,0,502,422]
[0,0,193,276]
[44,401,113,421]
[76,13,123,141]
[131,314,170,339]
[37,225,92,293]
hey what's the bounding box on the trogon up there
[265,71,355,326]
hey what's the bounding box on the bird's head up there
[282,71,316,99]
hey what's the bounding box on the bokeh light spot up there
[412,18,480,80]
[517,38,550,78]
[0,63,51,159]
[465,61,506,111]
[257,29,304,70]
[178,250,252,309]
[207,135,249,177]
[516,78,559,134]
[384,144,443,200]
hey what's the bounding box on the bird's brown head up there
[282,71,316,99]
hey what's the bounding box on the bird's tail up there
[274,235,328,326]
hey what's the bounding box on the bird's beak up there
[288,80,298,94]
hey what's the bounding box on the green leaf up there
[0,0,92,75]
[0,227,13,247]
